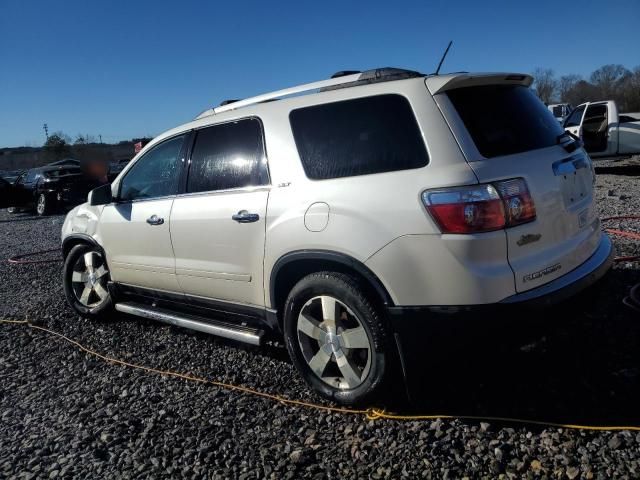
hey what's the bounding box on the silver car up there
[61,68,614,404]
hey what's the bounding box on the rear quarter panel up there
[260,79,478,308]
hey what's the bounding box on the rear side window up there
[290,94,428,180]
[187,118,268,193]
[25,170,40,183]
[447,85,564,158]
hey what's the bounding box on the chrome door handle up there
[146,214,164,226]
[232,210,260,223]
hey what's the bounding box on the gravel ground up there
[1,157,639,479]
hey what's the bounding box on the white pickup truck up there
[548,103,572,123]
[564,100,640,158]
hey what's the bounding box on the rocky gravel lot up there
[1,157,639,479]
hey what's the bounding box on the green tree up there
[44,131,71,158]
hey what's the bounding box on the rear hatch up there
[48,172,97,203]
[431,79,600,293]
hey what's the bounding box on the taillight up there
[422,178,536,234]
[493,178,536,227]
[422,184,506,233]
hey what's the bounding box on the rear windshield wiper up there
[557,132,581,153]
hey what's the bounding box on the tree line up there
[44,132,151,151]
[36,64,640,152]
[531,64,640,112]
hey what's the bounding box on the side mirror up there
[89,183,113,206]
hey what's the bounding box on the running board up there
[115,302,264,346]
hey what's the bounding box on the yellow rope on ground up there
[2,318,639,432]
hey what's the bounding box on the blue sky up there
[1,0,638,148]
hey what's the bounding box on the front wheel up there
[36,193,55,216]
[283,272,394,405]
[63,244,113,318]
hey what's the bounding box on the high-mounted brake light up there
[422,178,536,234]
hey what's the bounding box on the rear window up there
[447,85,564,158]
[25,170,40,183]
[290,94,428,180]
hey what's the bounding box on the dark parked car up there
[0,177,13,209]
[2,165,101,216]
[108,158,131,178]
[1,170,25,184]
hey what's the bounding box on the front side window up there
[119,135,185,201]
[289,94,429,180]
[564,105,586,128]
[187,118,268,193]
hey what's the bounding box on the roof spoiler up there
[426,73,533,95]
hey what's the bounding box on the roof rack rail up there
[195,67,424,120]
[320,67,423,92]
[220,99,241,106]
[331,70,361,78]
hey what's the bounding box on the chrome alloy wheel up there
[36,194,46,215]
[71,251,110,308]
[297,295,372,390]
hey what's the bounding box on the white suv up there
[61,68,614,404]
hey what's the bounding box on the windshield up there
[447,85,564,158]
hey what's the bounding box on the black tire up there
[63,244,113,318]
[283,271,394,405]
[7,207,18,214]
[36,192,55,216]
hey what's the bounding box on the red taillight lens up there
[422,184,506,233]
[422,178,536,234]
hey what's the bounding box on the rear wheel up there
[283,272,394,405]
[63,244,113,318]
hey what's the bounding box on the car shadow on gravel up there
[594,164,640,176]
[0,215,44,223]
[393,268,640,426]
[98,269,638,426]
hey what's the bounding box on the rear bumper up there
[386,232,614,318]
[386,233,614,405]
[498,232,614,307]
[58,188,89,206]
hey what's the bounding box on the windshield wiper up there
[557,132,581,153]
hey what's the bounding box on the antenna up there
[434,41,453,75]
